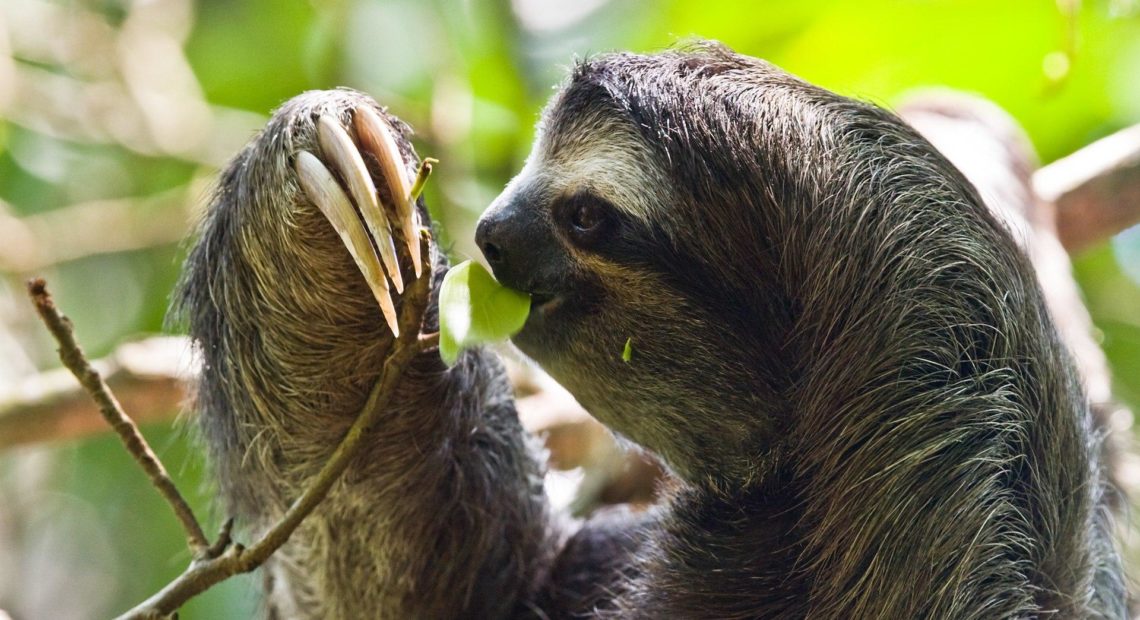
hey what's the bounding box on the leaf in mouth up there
[439,260,531,364]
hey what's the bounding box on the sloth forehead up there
[521,49,794,235]
[514,47,823,240]
[519,95,678,230]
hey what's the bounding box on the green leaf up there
[622,337,633,363]
[438,260,531,364]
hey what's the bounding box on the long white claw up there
[316,115,404,294]
[352,106,423,278]
[295,150,400,337]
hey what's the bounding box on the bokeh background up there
[1,0,1139,617]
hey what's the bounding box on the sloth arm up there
[179,90,657,618]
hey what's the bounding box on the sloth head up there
[476,43,1009,486]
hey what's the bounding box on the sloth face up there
[475,96,671,365]
[477,45,1030,487]
[475,111,722,477]
[474,49,803,481]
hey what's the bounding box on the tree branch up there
[0,189,196,273]
[26,279,209,554]
[0,336,191,449]
[1034,123,1140,252]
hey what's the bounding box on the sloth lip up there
[529,291,563,315]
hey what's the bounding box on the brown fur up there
[175,91,556,618]
[176,44,1126,618]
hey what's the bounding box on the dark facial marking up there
[554,190,618,249]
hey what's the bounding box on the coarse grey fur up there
[176,43,1127,618]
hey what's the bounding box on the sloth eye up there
[571,201,603,232]
[558,191,615,247]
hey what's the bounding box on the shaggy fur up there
[175,92,555,618]
[177,44,1126,618]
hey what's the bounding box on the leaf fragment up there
[438,260,531,364]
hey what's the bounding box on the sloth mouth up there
[530,292,563,316]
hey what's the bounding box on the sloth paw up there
[293,107,428,337]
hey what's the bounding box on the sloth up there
[176,43,1126,618]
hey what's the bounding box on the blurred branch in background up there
[1037,124,1140,252]
[0,336,190,449]
[0,189,199,273]
[0,0,264,167]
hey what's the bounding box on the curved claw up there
[316,116,404,294]
[294,150,400,337]
[352,106,423,278]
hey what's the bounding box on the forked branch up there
[27,279,209,554]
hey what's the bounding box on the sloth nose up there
[475,216,504,266]
[475,194,559,292]
[475,204,537,291]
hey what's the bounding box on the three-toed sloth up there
[176,43,1126,618]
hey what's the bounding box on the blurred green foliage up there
[1,0,1138,617]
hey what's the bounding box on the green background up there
[1,0,1137,617]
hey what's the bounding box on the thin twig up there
[409,158,438,202]
[26,279,210,553]
[205,518,235,560]
[115,237,434,619]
